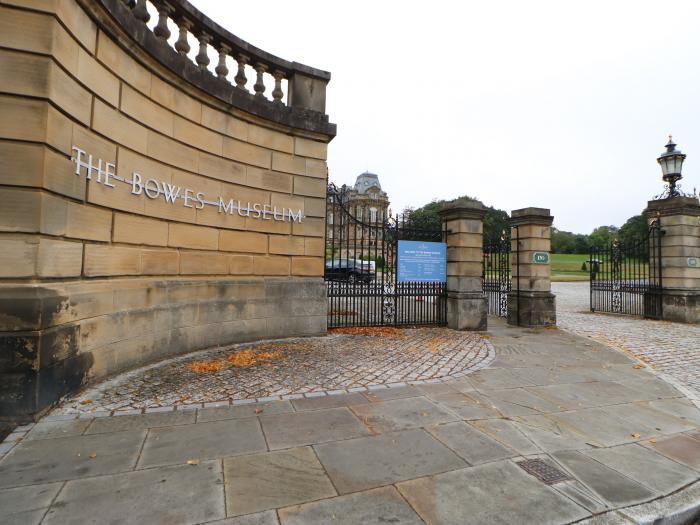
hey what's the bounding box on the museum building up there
[0,0,335,421]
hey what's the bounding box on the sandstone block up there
[293,175,325,198]
[93,99,147,154]
[0,236,38,277]
[37,237,83,277]
[223,137,271,169]
[269,235,305,255]
[248,124,293,153]
[113,213,168,246]
[120,84,174,136]
[168,223,219,250]
[252,255,290,276]
[294,137,327,160]
[97,30,151,94]
[219,230,267,253]
[180,251,229,275]
[200,105,247,141]
[291,256,323,276]
[84,244,141,276]
[140,248,179,275]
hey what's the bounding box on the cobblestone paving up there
[56,328,494,415]
[555,282,700,403]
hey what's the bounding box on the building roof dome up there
[354,172,382,194]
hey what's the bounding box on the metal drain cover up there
[517,459,571,485]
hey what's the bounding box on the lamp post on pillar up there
[438,199,488,331]
[646,137,700,324]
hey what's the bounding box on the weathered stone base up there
[507,291,556,327]
[446,292,487,331]
[0,277,326,422]
[661,290,700,324]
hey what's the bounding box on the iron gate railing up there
[590,219,663,319]
[325,184,446,327]
[482,227,519,320]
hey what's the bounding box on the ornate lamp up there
[657,136,686,198]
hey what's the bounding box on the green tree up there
[406,196,509,240]
[619,212,648,246]
[589,225,619,248]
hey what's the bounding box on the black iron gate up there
[325,184,446,328]
[482,227,519,318]
[590,219,663,319]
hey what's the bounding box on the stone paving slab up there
[643,434,700,470]
[42,461,225,525]
[583,443,698,495]
[0,482,63,525]
[197,401,294,423]
[278,486,424,525]
[85,410,196,434]
[349,396,457,433]
[469,418,542,455]
[207,511,280,525]
[553,407,657,447]
[0,430,145,488]
[397,460,590,525]
[552,450,656,507]
[290,392,368,411]
[426,421,516,464]
[260,407,370,450]
[223,447,336,516]
[138,418,266,468]
[314,428,465,493]
[24,419,92,441]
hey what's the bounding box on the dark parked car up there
[325,258,375,283]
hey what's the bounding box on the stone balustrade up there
[100,0,335,133]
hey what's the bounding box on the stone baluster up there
[196,33,211,71]
[153,2,172,40]
[234,54,249,91]
[254,63,268,98]
[272,70,285,104]
[132,0,150,23]
[215,45,230,80]
[174,19,191,56]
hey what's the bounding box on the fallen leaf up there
[79,399,93,405]
[633,364,646,369]
[254,408,263,414]
[631,433,641,438]
[89,452,97,459]
[648,438,657,444]
[186,459,200,465]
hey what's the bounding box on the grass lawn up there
[551,253,589,282]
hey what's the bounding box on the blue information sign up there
[397,240,447,282]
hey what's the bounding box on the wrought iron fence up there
[325,184,446,327]
[482,228,518,319]
[590,219,663,319]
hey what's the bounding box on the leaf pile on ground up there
[187,342,320,374]
[331,326,406,337]
[189,360,229,373]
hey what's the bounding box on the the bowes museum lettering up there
[72,146,304,222]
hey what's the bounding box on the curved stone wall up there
[0,0,335,420]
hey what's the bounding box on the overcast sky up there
[191,0,700,233]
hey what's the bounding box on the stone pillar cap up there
[510,207,553,226]
[646,196,700,217]
[438,198,486,220]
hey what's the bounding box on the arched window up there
[328,212,333,225]
[357,207,363,221]
[370,207,377,222]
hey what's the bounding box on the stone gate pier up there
[0,0,335,421]
[646,196,700,324]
